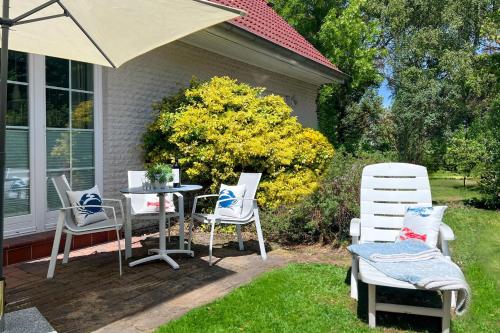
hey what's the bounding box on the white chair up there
[350,163,456,332]
[126,171,179,242]
[47,175,124,278]
[191,173,267,265]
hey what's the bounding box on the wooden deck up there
[4,233,286,333]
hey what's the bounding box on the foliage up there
[342,89,395,153]
[444,128,487,186]
[271,0,385,152]
[145,163,172,184]
[261,152,393,245]
[477,97,500,207]
[370,0,499,166]
[143,76,334,208]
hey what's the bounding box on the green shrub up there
[261,152,393,245]
[143,76,334,208]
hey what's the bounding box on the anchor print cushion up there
[216,184,246,218]
[398,206,447,247]
[66,186,109,226]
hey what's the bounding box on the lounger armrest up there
[350,218,361,237]
[439,222,455,241]
[350,218,361,245]
[439,222,455,257]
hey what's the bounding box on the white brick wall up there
[102,41,320,197]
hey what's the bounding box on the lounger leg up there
[368,284,376,328]
[62,233,72,264]
[116,227,123,276]
[442,291,451,333]
[254,209,267,261]
[351,255,359,300]
[208,221,215,266]
[47,211,65,279]
[236,225,244,251]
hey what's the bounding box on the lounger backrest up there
[359,163,432,243]
[51,174,78,229]
[237,172,262,219]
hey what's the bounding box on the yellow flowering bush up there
[143,77,334,208]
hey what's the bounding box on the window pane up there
[0,50,28,82]
[47,170,70,211]
[4,171,30,217]
[72,169,95,191]
[71,61,93,91]
[46,89,69,128]
[6,129,29,169]
[72,131,94,168]
[5,129,30,217]
[72,92,93,129]
[46,57,69,88]
[46,129,70,170]
[7,84,28,126]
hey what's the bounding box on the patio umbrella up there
[0,0,243,324]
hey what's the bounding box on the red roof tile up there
[210,0,337,71]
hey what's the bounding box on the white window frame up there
[3,53,103,237]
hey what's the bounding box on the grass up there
[157,174,499,332]
[429,175,482,204]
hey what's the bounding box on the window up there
[4,51,30,217]
[46,57,95,211]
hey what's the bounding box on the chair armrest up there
[439,222,455,241]
[59,205,119,225]
[102,198,124,219]
[194,194,219,200]
[217,197,257,204]
[192,194,219,216]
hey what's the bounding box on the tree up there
[370,0,499,165]
[271,0,385,151]
[341,89,395,152]
[444,129,487,187]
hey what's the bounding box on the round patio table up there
[120,184,202,269]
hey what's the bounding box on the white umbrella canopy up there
[1,0,244,67]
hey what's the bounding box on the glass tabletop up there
[120,184,202,194]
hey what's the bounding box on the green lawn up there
[429,176,482,204]
[157,178,499,333]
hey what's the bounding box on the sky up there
[378,79,393,108]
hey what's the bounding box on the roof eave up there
[220,22,348,84]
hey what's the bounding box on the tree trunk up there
[464,176,466,188]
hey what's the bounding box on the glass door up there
[3,52,99,237]
[45,57,95,212]
[3,51,35,236]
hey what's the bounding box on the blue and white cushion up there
[216,184,246,218]
[66,186,109,226]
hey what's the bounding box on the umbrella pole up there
[0,0,9,330]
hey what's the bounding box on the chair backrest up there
[127,171,174,214]
[237,172,262,219]
[359,163,432,243]
[51,174,78,229]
